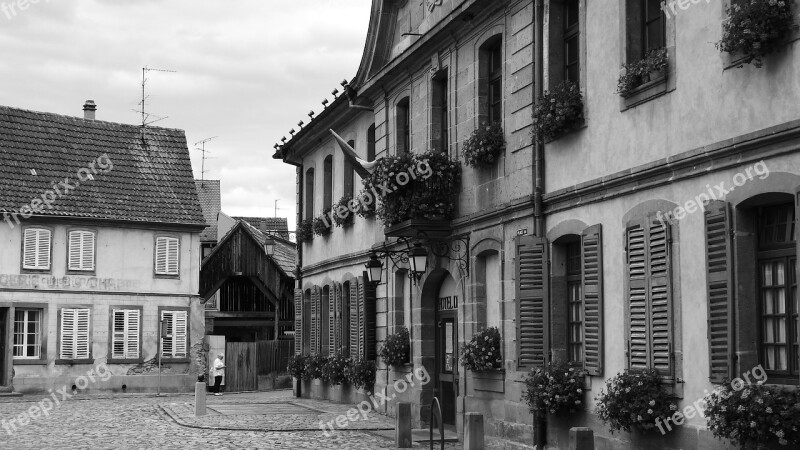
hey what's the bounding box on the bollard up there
[396,402,412,448]
[464,413,484,450]
[569,427,594,450]
[194,381,206,416]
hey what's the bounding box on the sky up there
[0,0,372,232]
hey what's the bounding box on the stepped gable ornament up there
[426,0,442,12]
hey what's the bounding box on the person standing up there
[212,353,226,396]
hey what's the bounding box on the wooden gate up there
[225,342,257,392]
[257,340,294,375]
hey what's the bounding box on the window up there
[564,0,580,86]
[154,236,180,276]
[547,0,584,90]
[476,251,502,328]
[160,310,187,359]
[396,97,410,154]
[323,155,333,211]
[68,230,96,272]
[22,227,51,271]
[431,71,449,152]
[367,125,376,161]
[111,309,141,360]
[625,0,665,64]
[305,168,315,220]
[13,309,42,359]
[344,141,355,198]
[566,242,583,363]
[59,308,90,361]
[479,35,503,126]
[343,281,352,357]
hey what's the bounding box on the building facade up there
[0,104,207,394]
[275,0,800,448]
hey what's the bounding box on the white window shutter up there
[155,238,168,274]
[112,310,125,359]
[155,237,179,275]
[60,308,90,360]
[69,231,95,271]
[161,311,174,357]
[174,311,187,358]
[60,309,76,359]
[76,309,90,359]
[23,228,51,270]
[168,238,179,275]
[127,310,140,359]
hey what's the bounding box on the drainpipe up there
[533,0,547,448]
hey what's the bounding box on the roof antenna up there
[134,66,177,129]
[195,136,218,183]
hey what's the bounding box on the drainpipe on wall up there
[533,0,547,448]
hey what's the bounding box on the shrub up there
[532,80,584,142]
[716,0,798,68]
[595,369,677,433]
[287,355,307,379]
[522,361,586,415]
[704,381,800,447]
[321,353,350,385]
[459,327,502,372]
[361,150,461,226]
[312,208,333,237]
[462,123,505,169]
[302,353,326,381]
[379,327,410,366]
[345,357,376,390]
[331,195,355,227]
[616,48,669,96]
[296,219,314,243]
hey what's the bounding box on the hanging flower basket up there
[459,327,502,372]
[296,219,314,243]
[332,195,355,227]
[616,48,669,96]
[595,369,677,433]
[532,80,584,142]
[312,208,333,237]
[716,0,798,68]
[379,327,410,366]
[522,361,586,415]
[462,123,506,169]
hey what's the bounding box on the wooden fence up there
[257,339,294,375]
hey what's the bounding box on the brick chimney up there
[83,100,96,120]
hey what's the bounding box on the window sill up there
[154,274,180,280]
[13,359,47,365]
[55,359,95,366]
[721,31,800,70]
[66,270,96,276]
[106,358,144,365]
[160,358,190,364]
[21,268,52,275]
[543,118,587,144]
[620,75,668,111]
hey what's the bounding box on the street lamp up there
[409,243,428,278]
[264,237,276,256]
[365,253,383,284]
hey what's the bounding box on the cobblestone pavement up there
[0,390,466,449]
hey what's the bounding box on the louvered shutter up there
[362,274,377,360]
[60,308,90,360]
[155,238,168,274]
[69,231,95,271]
[23,228,51,270]
[350,281,359,359]
[161,311,174,357]
[795,187,800,385]
[60,309,76,359]
[310,287,319,355]
[173,311,187,358]
[516,236,549,368]
[127,310,140,359]
[626,219,650,371]
[334,283,342,354]
[357,277,366,359]
[113,310,126,359]
[328,287,336,356]
[648,217,673,376]
[582,224,604,376]
[294,289,303,355]
[705,201,734,383]
[167,238,180,275]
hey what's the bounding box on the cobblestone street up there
[0,390,465,449]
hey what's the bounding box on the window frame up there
[153,234,181,278]
[158,307,190,363]
[304,167,316,220]
[12,305,48,364]
[107,306,144,364]
[56,306,93,365]
[20,225,53,273]
[66,228,97,274]
[323,155,334,211]
[396,97,411,154]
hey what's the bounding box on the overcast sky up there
[0,0,371,232]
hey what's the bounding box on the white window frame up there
[111,309,141,360]
[154,236,180,276]
[160,310,188,359]
[22,227,51,271]
[13,309,42,359]
[59,308,91,360]
[68,229,96,272]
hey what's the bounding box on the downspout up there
[533,1,547,448]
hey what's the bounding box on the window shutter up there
[173,311,187,358]
[60,308,90,360]
[329,287,336,356]
[582,224,604,376]
[515,236,549,368]
[294,289,303,355]
[334,283,342,354]
[127,310,140,359]
[626,219,650,371]
[161,311,174,357]
[648,217,673,377]
[23,228,51,270]
[350,281,359,359]
[795,187,800,385]
[60,309,76,359]
[167,238,179,275]
[310,287,319,355]
[705,200,734,383]
[113,310,126,359]
[69,231,95,271]
[155,237,168,274]
[362,274,377,360]
[357,277,366,359]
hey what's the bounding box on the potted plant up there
[302,353,326,381]
[616,48,669,96]
[522,361,586,415]
[287,355,307,397]
[312,207,333,237]
[716,0,798,68]
[595,369,678,433]
[332,195,355,227]
[345,357,376,391]
[296,219,314,243]
[379,326,410,366]
[321,352,350,385]
[459,326,502,372]
[704,381,800,447]
[532,80,584,142]
[354,194,376,219]
[462,123,505,169]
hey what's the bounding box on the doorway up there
[0,308,8,387]
[434,275,458,427]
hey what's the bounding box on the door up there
[0,308,6,386]
[225,342,257,392]
[436,310,457,426]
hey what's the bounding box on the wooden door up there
[225,342,257,392]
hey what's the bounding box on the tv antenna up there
[135,66,177,127]
[195,136,218,182]
[274,199,289,217]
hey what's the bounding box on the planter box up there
[470,370,505,393]
[385,219,451,239]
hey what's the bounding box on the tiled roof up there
[195,180,221,242]
[234,216,290,239]
[239,220,297,276]
[0,105,205,227]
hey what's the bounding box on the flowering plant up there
[379,327,410,366]
[321,352,350,385]
[459,327,502,372]
[616,48,669,96]
[287,355,307,379]
[354,195,376,219]
[532,80,584,141]
[522,361,586,415]
[296,219,314,243]
[361,150,461,226]
[462,123,505,169]
[312,208,332,237]
[716,0,798,68]
[704,381,800,447]
[332,195,355,227]
[345,357,376,390]
[302,353,327,381]
[595,369,677,433]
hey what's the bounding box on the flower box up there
[384,218,452,239]
[716,0,798,68]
